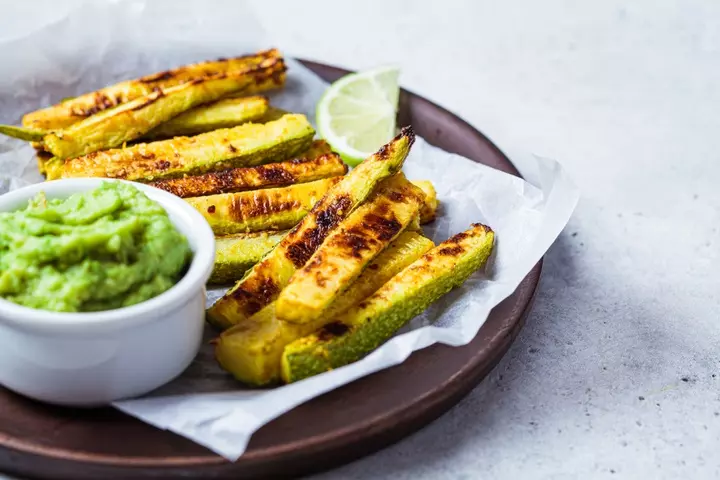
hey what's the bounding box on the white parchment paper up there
[0,0,579,461]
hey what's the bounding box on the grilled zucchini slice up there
[214,231,434,385]
[43,69,266,159]
[1,96,269,145]
[206,127,416,329]
[186,177,340,235]
[275,173,425,324]
[22,49,285,131]
[150,151,346,198]
[54,114,314,181]
[211,231,287,284]
[143,96,269,139]
[281,223,495,383]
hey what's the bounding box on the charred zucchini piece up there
[275,174,425,324]
[413,180,439,224]
[186,177,340,235]
[281,223,495,383]
[211,231,287,284]
[3,95,270,145]
[143,96,269,139]
[55,114,314,181]
[43,70,264,159]
[214,231,434,385]
[22,49,285,131]
[207,127,415,329]
[150,151,347,198]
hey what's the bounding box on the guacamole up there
[0,182,192,312]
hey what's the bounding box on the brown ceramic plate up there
[0,60,541,479]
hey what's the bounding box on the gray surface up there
[1,0,718,479]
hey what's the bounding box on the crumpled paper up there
[0,0,579,461]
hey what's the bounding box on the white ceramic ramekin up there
[0,178,215,407]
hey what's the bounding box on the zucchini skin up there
[210,231,287,284]
[207,127,416,330]
[186,177,341,235]
[214,231,434,385]
[281,223,495,383]
[55,114,314,182]
[150,151,347,198]
[143,96,269,139]
[22,49,285,131]
[275,173,425,324]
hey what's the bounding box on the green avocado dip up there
[0,182,192,313]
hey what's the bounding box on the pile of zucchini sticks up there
[2,49,496,384]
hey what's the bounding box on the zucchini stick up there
[185,177,341,235]
[275,173,425,324]
[0,96,270,144]
[281,223,495,383]
[207,127,416,329]
[150,151,347,198]
[143,95,269,139]
[43,67,268,159]
[211,231,287,284]
[22,49,285,131]
[214,231,434,385]
[54,114,314,182]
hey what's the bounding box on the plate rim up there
[0,58,543,477]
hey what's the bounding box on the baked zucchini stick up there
[54,114,314,181]
[150,152,347,198]
[413,180,439,224]
[0,96,269,144]
[214,231,434,385]
[276,173,425,324]
[22,49,285,131]
[281,223,495,383]
[43,69,267,159]
[143,96,269,139]
[207,127,415,329]
[211,231,287,284]
[186,177,341,235]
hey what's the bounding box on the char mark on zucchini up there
[284,195,352,269]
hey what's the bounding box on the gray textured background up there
[1,1,718,478]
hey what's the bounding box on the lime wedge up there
[316,66,400,167]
